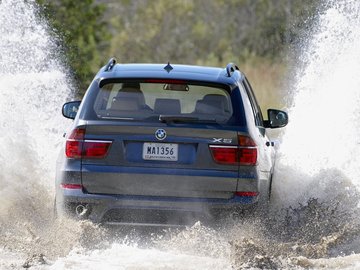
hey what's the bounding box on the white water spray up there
[273,0,360,207]
[0,0,69,214]
[0,0,72,193]
[0,0,82,260]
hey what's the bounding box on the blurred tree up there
[35,0,321,97]
[37,0,110,95]
[241,0,321,57]
[106,0,320,65]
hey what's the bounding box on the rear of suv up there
[56,58,288,226]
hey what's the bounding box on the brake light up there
[65,128,112,158]
[209,135,257,165]
[238,135,257,165]
[65,128,85,158]
[145,79,187,84]
[238,148,257,165]
[210,146,238,164]
[83,140,112,158]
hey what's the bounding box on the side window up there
[243,78,264,127]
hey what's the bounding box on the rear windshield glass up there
[93,81,233,124]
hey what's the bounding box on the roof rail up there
[225,63,239,77]
[104,57,116,71]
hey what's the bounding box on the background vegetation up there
[37,0,321,109]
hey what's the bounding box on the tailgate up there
[81,122,240,199]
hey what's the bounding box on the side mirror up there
[264,109,288,129]
[62,101,81,119]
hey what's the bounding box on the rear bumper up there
[56,188,258,226]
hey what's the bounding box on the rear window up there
[93,81,233,124]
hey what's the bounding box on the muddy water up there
[0,0,92,264]
[1,0,360,269]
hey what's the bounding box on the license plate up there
[142,143,178,161]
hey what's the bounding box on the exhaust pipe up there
[75,204,89,217]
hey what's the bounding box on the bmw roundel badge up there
[155,129,166,140]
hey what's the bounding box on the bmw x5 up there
[56,58,288,226]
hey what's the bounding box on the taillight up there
[83,140,112,158]
[209,146,238,164]
[209,135,257,166]
[65,128,112,159]
[238,147,257,165]
[238,135,257,165]
[65,128,85,158]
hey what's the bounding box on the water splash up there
[273,0,360,207]
[230,1,360,268]
[0,0,71,192]
[0,0,87,260]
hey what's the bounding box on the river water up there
[1,0,360,269]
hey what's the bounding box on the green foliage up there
[107,0,320,65]
[37,0,110,94]
[36,0,320,96]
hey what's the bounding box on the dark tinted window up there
[92,81,233,124]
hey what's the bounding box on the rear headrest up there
[195,100,225,114]
[115,91,145,107]
[154,98,181,114]
[111,96,140,111]
[202,94,230,112]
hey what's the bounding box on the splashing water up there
[0,0,90,262]
[2,0,360,269]
[0,0,70,202]
[273,0,360,207]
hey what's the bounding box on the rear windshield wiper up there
[159,115,219,124]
